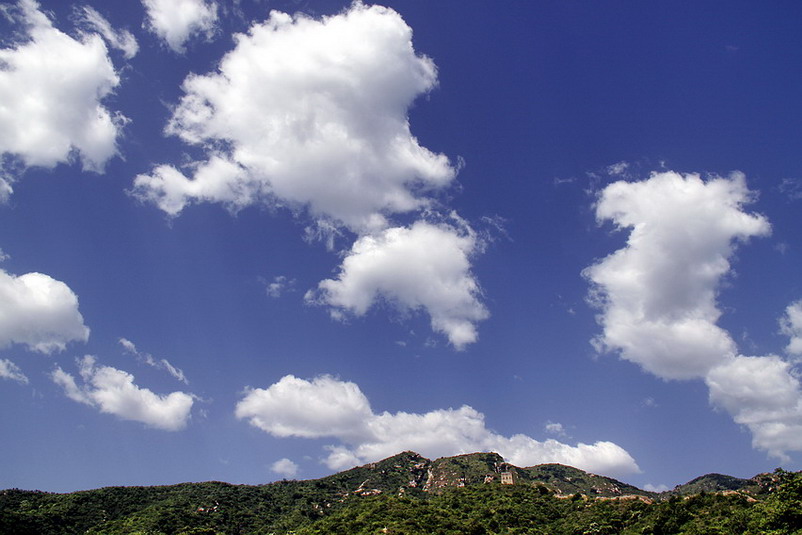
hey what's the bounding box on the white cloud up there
[119,337,137,354]
[0,268,89,353]
[236,375,373,441]
[779,178,802,201]
[236,375,640,478]
[142,0,218,53]
[131,157,250,216]
[584,171,770,380]
[0,180,11,203]
[119,337,188,384]
[271,458,299,478]
[486,435,639,478]
[0,358,28,384]
[584,171,802,460]
[131,3,485,344]
[644,483,670,493]
[0,0,125,186]
[707,355,802,461]
[606,161,630,177]
[52,355,194,431]
[307,220,488,349]
[545,421,567,437]
[780,301,802,357]
[264,275,294,298]
[77,6,138,59]
[133,2,455,233]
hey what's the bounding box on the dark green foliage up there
[1,453,800,535]
[0,481,333,535]
[632,493,755,535]
[744,469,802,534]
[669,473,753,496]
[520,463,652,498]
[297,484,769,535]
[298,484,567,535]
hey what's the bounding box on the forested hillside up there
[1,452,800,534]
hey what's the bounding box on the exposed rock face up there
[294,451,796,511]
[328,451,653,498]
[326,452,778,501]
[424,452,506,492]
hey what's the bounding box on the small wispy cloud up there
[544,421,568,437]
[263,275,296,298]
[0,358,28,385]
[119,338,188,385]
[480,215,511,243]
[606,161,630,177]
[76,6,139,59]
[779,178,802,201]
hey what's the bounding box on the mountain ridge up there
[1,450,775,498]
[1,451,788,534]
[332,450,774,499]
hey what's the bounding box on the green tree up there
[747,469,802,534]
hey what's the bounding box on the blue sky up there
[1,0,802,494]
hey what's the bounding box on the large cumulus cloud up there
[133,3,455,233]
[0,268,89,354]
[307,219,488,349]
[584,171,770,380]
[586,170,802,460]
[707,355,802,460]
[0,0,128,198]
[133,3,486,347]
[236,375,641,478]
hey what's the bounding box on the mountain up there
[0,451,795,534]
[404,452,650,498]
[669,472,775,498]
[282,451,655,499]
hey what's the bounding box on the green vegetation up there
[296,482,796,535]
[1,454,800,535]
[667,473,766,497]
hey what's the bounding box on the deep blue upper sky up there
[1,0,801,493]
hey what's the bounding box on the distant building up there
[501,471,516,485]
